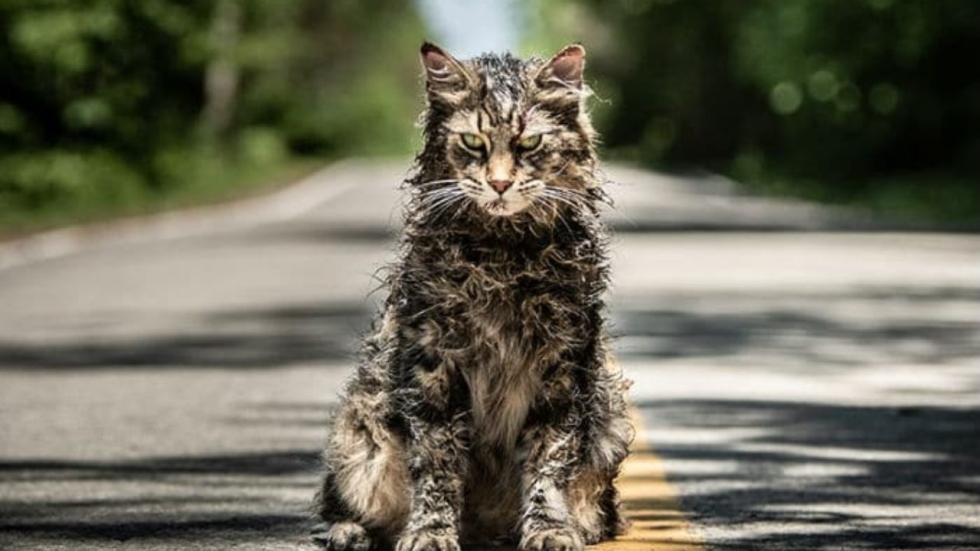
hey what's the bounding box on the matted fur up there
[315,43,633,551]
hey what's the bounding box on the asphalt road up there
[0,161,978,550]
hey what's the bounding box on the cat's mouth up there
[483,198,524,217]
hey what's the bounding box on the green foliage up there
[0,150,145,215]
[531,0,980,223]
[0,0,426,232]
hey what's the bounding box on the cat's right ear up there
[420,42,474,103]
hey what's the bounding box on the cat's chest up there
[456,280,564,448]
[451,270,544,448]
[451,250,579,319]
[409,241,590,445]
[434,246,586,367]
[462,352,538,449]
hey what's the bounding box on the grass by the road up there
[0,157,323,240]
[746,170,980,228]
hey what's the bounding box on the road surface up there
[1,160,978,550]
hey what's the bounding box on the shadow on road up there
[0,420,327,547]
[635,399,980,550]
[0,303,374,370]
[612,285,980,369]
[2,285,977,372]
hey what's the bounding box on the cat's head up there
[416,43,599,219]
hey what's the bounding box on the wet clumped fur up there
[315,43,633,551]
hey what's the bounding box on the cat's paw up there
[395,529,460,551]
[313,521,372,551]
[520,526,585,551]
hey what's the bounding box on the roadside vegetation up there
[527,0,980,226]
[2,1,976,234]
[0,0,425,236]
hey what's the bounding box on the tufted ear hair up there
[536,44,586,90]
[420,42,475,102]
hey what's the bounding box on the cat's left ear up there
[420,42,475,103]
[536,44,586,90]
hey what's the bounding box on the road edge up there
[0,161,355,273]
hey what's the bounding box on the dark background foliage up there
[1,0,977,231]
[0,0,425,231]
[532,0,980,223]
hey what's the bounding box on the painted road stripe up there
[595,406,704,550]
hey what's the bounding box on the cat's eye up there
[517,134,543,151]
[460,133,485,151]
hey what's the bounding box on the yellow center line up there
[594,405,704,550]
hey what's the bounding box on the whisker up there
[548,186,588,199]
[428,194,468,220]
[555,189,591,209]
[533,189,581,234]
[540,189,582,211]
[416,178,461,188]
[426,190,466,215]
[544,193,587,233]
[426,190,461,207]
[420,195,455,210]
[421,187,457,201]
[458,181,483,193]
[529,193,558,219]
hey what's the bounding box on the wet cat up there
[315,43,632,551]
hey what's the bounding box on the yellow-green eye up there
[517,134,542,151]
[460,133,484,151]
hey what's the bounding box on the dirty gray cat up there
[315,42,633,551]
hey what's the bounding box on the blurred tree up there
[0,0,426,230]
[530,0,980,222]
[731,0,980,181]
[201,0,242,141]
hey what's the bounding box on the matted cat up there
[315,43,633,551]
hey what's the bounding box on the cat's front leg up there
[394,357,469,551]
[518,387,587,551]
[396,414,468,551]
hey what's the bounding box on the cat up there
[314,42,633,551]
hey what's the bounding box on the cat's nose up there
[489,180,512,194]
